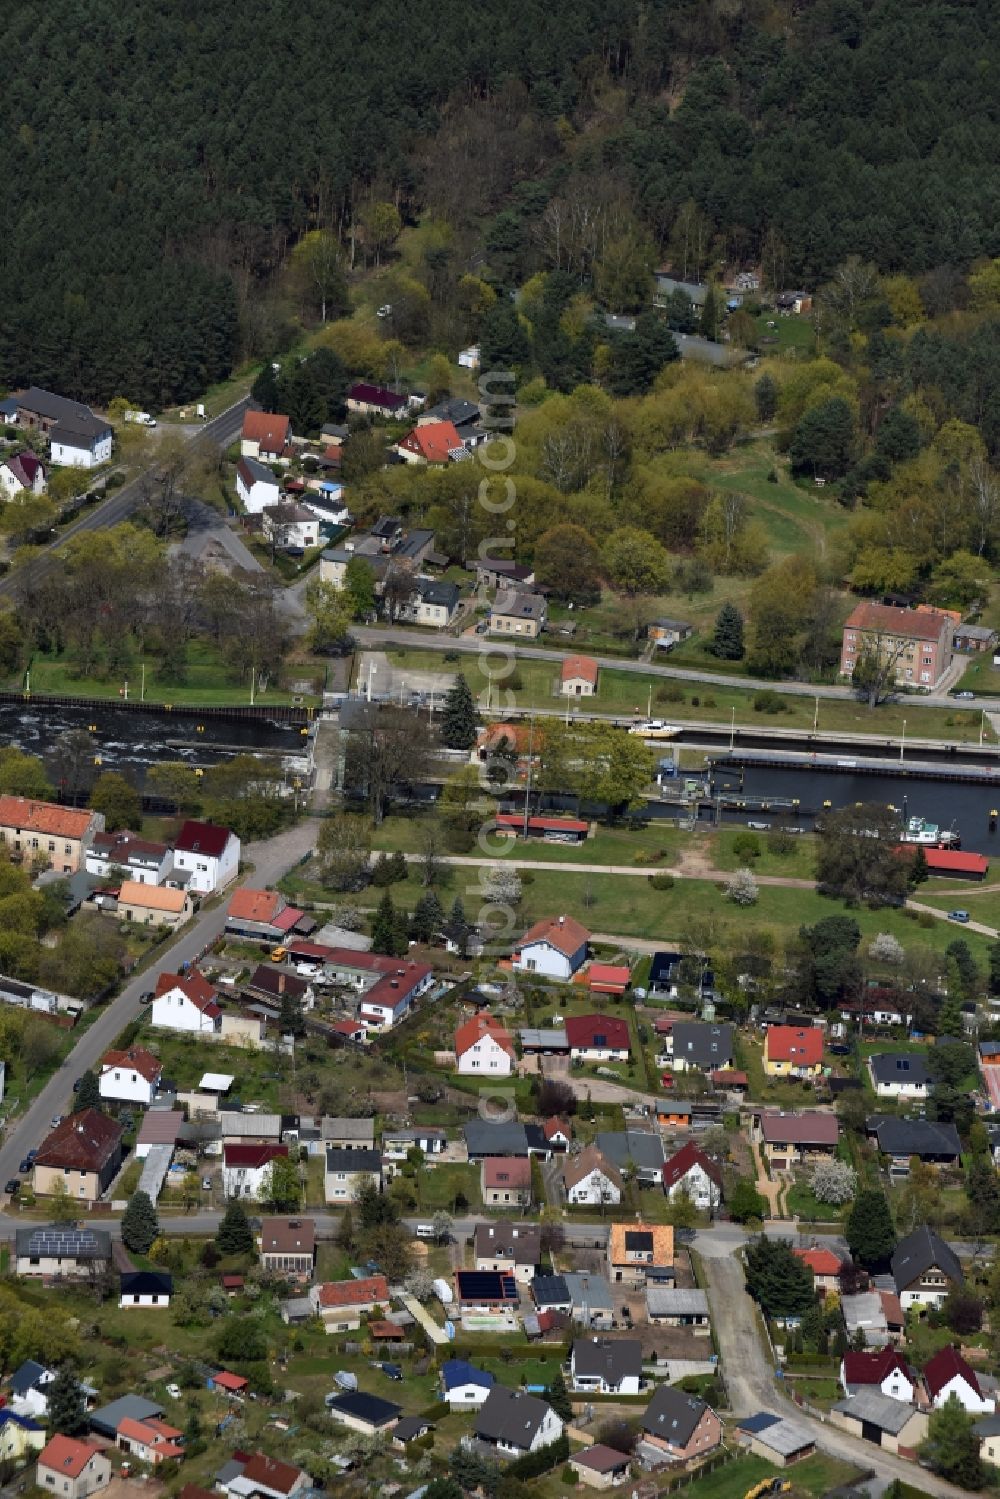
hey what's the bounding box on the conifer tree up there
[371,889,398,955]
[215,1198,254,1256]
[47,1366,87,1437]
[710,601,745,660]
[121,1190,158,1254]
[75,1070,101,1111]
[441,674,479,749]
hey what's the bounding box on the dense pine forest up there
[3,0,1000,405]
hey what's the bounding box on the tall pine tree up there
[216,1198,254,1256]
[279,984,306,1037]
[75,1070,101,1111]
[846,1189,896,1268]
[441,674,478,749]
[410,890,444,944]
[444,896,471,956]
[121,1190,158,1254]
[372,889,398,955]
[710,602,745,660]
[47,1366,87,1436]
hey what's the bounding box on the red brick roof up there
[588,963,630,992]
[844,601,951,642]
[561,655,599,686]
[239,1453,304,1496]
[175,819,233,857]
[227,888,285,924]
[793,1246,842,1276]
[454,1011,514,1061]
[923,1345,982,1400]
[316,1274,388,1307]
[0,795,95,841]
[211,1371,248,1392]
[662,1140,723,1193]
[38,1435,103,1478]
[565,1013,630,1052]
[36,1109,123,1172]
[224,1144,288,1169]
[483,1156,531,1189]
[400,420,463,463]
[155,968,220,1015]
[765,1025,824,1066]
[759,1111,839,1146]
[842,1348,912,1387]
[516,914,590,960]
[241,411,291,452]
[543,1117,571,1140]
[100,1045,162,1083]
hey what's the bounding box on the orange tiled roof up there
[608,1221,673,1267]
[516,913,590,960]
[316,1274,388,1307]
[454,1011,515,1061]
[0,795,95,841]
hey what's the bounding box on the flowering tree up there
[726,867,759,906]
[812,1158,858,1205]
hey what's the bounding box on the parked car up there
[50,1116,62,1128]
[139,990,154,1004]
[953,690,976,700]
[202,1177,213,1190]
[72,1077,83,1092]
[948,909,971,923]
[165,1384,182,1399]
[5,1180,19,1196]
[18,1159,31,1174]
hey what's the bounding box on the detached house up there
[608,1222,673,1287]
[474,1222,541,1285]
[396,419,463,464]
[763,1025,824,1078]
[310,1275,389,1333]
[32,1111,124,1203]
[560,656,599,697]
[223,1143,288,1200]
[455,1013,515,1076]
[570,1339,642,1396]
[346,383,409,419]
[869,1053,930,1100]
[323,1146,383,1203]
[639,1387,722,1465]
[840,1348,916,1403]
[152,970,220,1033]
[0,1409,44,1467]
[442,1360,494,1410]
[98,1046,163,1105]
[489,588,547,638]
[565,1014,630,1063]
[116,881,192,928]
[258,1217,316,1280]
[262,503,320,552]
[513,914,589,981]
[756,1111,839,1170]
[86,830,172,886]
[0,452,45,497]
[892,1225,964,1310]
[172,820,240,893]
[240,411,291,462]
[36,1435,111,1499]
[15,388,112,467]
[119,1271,172,1310]
[482,1156,532,1209]
[219,1453,309,1499]
[924,1347,994,1414]
[665,1022,733,1075]
[235,457,281,514]
[661,1141,722,1211]
[563,1144,623,1207]
[474,1387,563,1457]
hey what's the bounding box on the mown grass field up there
[18,639,320,706]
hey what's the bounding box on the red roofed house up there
[0,796,103,874]
[565,1014,630,1063]
[116,1416,184,1465]
[588,963,630,997]
[542,1117,572,1150]
[793,1245,843,1292]
[208,1371,249,1398]
[455,1013,515,1077]
[0,451,46,498]
[840,601,954,691]
[226,887,307,940]
[397,420,463,465]
[36,1435,111,1499]
[513,915,590,981]
[482,1156,532,1209]
[33,1110,124,1204]
[346,383,409,419]
[763,1025,824,1078]
[225,1454,309,1499]
[662,1141,722,1211]
[358,959,434,1032]
[840,1348,917,1403]
[241,411,292,462]
[561,656,599,697]
[152,970,221,1034]
[172,819,240,893]
[98,1045,163,1105]
[309,1275,389,1333]
[923,1346,995,1413]
[916,847,989,880]
[223,1143,288,1200]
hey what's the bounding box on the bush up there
[562,1466,577,1486]
[656,682,685,703]
[767,468,779,483]
[753,689,787,714]
[732,832,761,862]
[918,911,935,928]
[768,829,794,856]
[690,694,699,707]
[648,873,675,890]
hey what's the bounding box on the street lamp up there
[899,719,906,763]
[729,706,736,753]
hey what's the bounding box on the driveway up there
[698,1243,970,1498]
[0,818,319,1186]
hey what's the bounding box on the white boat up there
[899,816,959,847]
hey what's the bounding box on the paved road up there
[354,625,1000,715]
[0,398,251,599]
[696,1239,969,1497]
[0,816,317,1187]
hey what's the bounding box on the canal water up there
[707,760,1000,855]
[0,700,302,781]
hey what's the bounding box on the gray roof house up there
[531,1275,571,1312]
[868,1054,930,1091]
[596,1129,666,1184]
[892,1225,963,1304]
[474,1222,541,1270]
[474,1386,561,1455]
[321,1117,376,1148]
[640,1385,710,1449]
[868,1116,961,1163]
[464,1120,530,1160]
[90,1395,165,1438]
[668,1022,733,1072]
[570,1338,643,1394]
[564,1272,614,1328]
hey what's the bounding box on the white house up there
[563,1146,623,1207]
[0,453,46,497]
[171,819,240,893]
[512,914,590,981]
[151,969,221,1033]
[924,1348,995,1414]
[868,1054,930,1101]
[565,1014,630,1063]
[262,504,320,552]
[49,420,113,468]
[662,1142,723,1211]
[442,1360,495,1410]
[475,1387,563,1457]
[235,456,282,514]
[119,1271,172,1309]
[98,1046,162,1106]
[400,579,461,629]
[223,1143,289,1199]
[86,831,172,886]
[357,962,433,1032]
[9,1362,56,1419]
[841,1349,917,1403]
[455,1013,515,1076]
[570,1338,642,1397]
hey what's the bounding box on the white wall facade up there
[457,1034,513,1076]
[151,987,218,1034]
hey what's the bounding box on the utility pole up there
[899,719,906,763]
[523,712,535,837]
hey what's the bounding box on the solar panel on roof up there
[28,1228,101,1252]
[456,1271,518,1300]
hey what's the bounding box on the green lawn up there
[710,827,818,879]
[19,638,321,707]
[918,887,1000,932]
[371,811,682,867]
[735,1033,826,1109]
[408,1161,482,1212]
[785,1178,845,1224]
[671,1452,860,1499]
[753,312,817,355]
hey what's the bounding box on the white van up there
[414,1223,435,1240]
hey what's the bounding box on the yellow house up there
[763,1025,824,1078]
